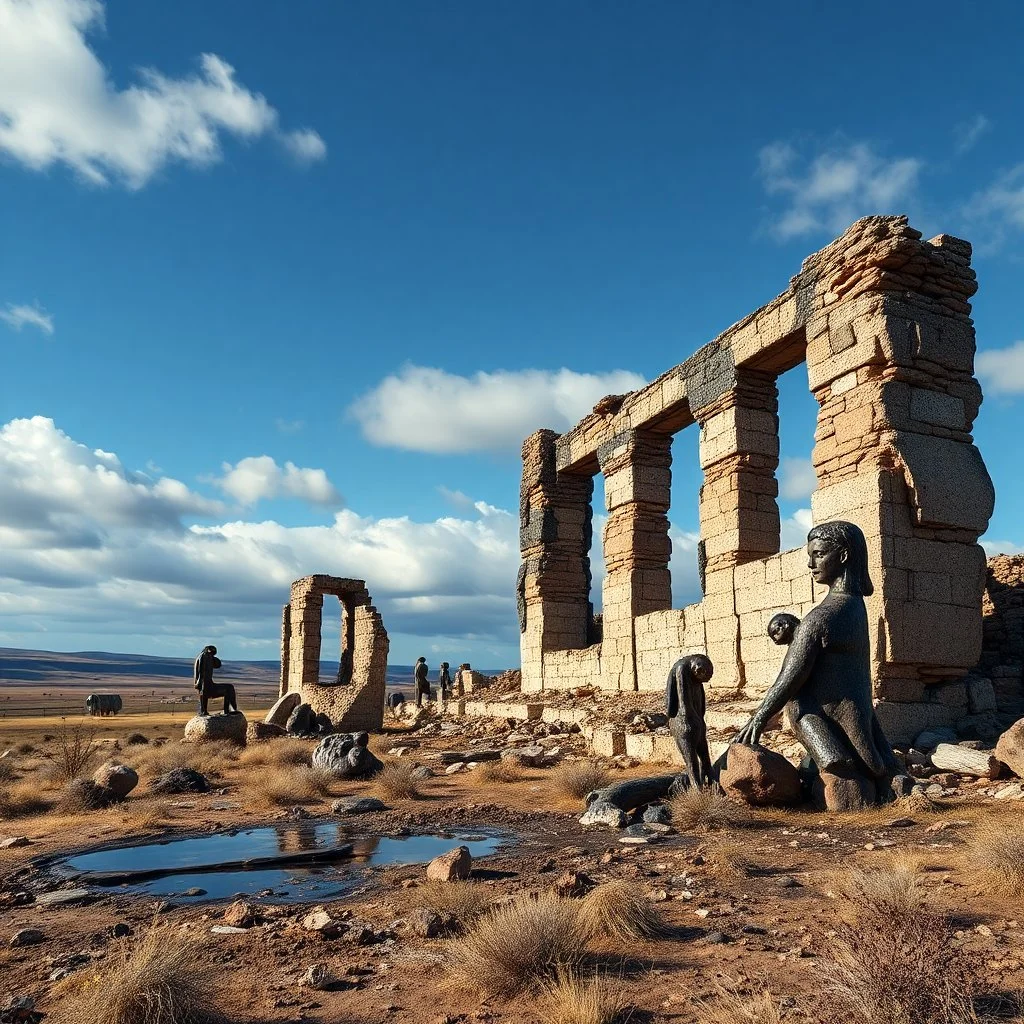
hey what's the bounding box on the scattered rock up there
[0,837,31,849]
[108,923,132,938]
[642,804,671,825]
[223,901,257,929]
[9,929,45,948]
[995,718,1024,779]
[302,908,342,937]
[210,925,248,935]
[151,767,209,795]
[331,797,387,815]
[704,930,730,944]
[812,770,876,812]
[552,871,594,898]
[512,745,546,767]
[35,889,92,907]
[914,727,958,753]
[312,732,384,779]
[579,800,627,829]
[444,763,466,775]
[426,846,472,882]
[247,722,287,744]
[406,908,443,938]
[302,963,340,991]
[410,766,435,780]
[183,711,247,745]
[264,692,302,729]
[285,703,320,738]
[720,744,802,807]
[92,762,138,798]
[61,778,116,810]
[0,995,42,1024]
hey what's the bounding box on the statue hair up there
[807,520,873,596]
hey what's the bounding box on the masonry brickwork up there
[280,575,389,733]
[518,215,996,743]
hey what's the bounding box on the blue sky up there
[1,0,1022,668]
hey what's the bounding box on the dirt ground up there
[1,709,1023,1023]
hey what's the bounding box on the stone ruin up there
[278,575,390,733]
[518,214,1007,745]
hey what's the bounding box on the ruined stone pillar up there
[289,579,324,690]
[279,604,292,696]
[597,429,673,691]
[518,430,595,692]
[805,231,994,735]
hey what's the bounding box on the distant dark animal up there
[86,693,123,716]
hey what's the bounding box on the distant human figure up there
[438,662,452,699]
[193,645,238,716]
[335,648,353,686]
[767,612,800,647]
[414,657,430,707]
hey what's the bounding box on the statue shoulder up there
[794,604,830,642]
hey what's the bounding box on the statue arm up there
[734,620,821,745]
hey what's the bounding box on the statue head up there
[687,654,714,684]
[767,612,800,646]
[205,645,217,655]
[417,656,425,664]
[440,661,449,671]
[806,520,873,596]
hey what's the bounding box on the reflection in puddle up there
[57,826,503,904]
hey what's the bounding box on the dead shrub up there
[414,880,492,926]
[966,818,1024,898]
[115,799,173,830]
[51,927,225,1024]
[475,759,524,784]
[539,970,629,1024]
[237,739,311,769]
[124,733,149,746]
[669,784,748,832]
[376,762,422,801]
[551,759,611,801]
[16,742,35,755]
[0,780,52,818]
[130,740,235,780]
[50,723,100,782]
[0,760,16,783]
[57,778,115,813]
[447,892,588,998]
[578,880,668,942]
[707,838,759,879]
[248,765,331,806]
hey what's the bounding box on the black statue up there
[413,657,430,707]
[666,654,715,788]
[193,645,238,716]
[438,661,452,698]
[733,521,906,806]
[335,647,353,686]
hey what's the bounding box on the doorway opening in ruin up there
[587,470,606,642]
[774,361,819,552]
[317,595,355,685]
[669,430,703,609]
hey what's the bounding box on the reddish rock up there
[92,762,138,798]
[246,722,287,744]
[223,901,257,929]
[552,870,595,898]
[426,845,472,882]
[996,718,1024,778]
[719,744,802,806]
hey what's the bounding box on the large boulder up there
[286,703,324,738]
[183,712,247,745]
[92,762,138,799]
[426,845,472,882]
[264,692,302,728]
[996,718,1024,778]
[246,722,286,744]
[311,732,383,779]
[719,743,802,807]
[151,767,209,795]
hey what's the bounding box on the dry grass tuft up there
[130,739,236,780]
[844,853,927,920]
[539,970,629,1024]
[114,798,173,830]
[967,817,1024,899]
[707,839,760,879]
[551,759,611,801]
[51,928,225,1024]
[0,759,16,783]
[475,759,525,784]
[124,733,149,746]
[447,892,588,998]
[414,880,493,926]
[701,983,784,1024]
[579,880,669,942]
[376,761,422,801]
[237,739,311,768]
[16,742,35,755]
[669,784,749,832]
[248,765,332,806]
[0,779,53,818]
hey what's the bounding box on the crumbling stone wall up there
[280,575,389,733]
[979,555,1024,707]
[519,215,995,743]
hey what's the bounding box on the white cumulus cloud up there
[966,165,1024,239]
[214,456,342,507]
[954,114,991,155]
[758,139,922,241]
[976,341,1024,396]
[0,0,326,189]
[349,365,647,454]
[779,456,817,501]
[1,301,54,335]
